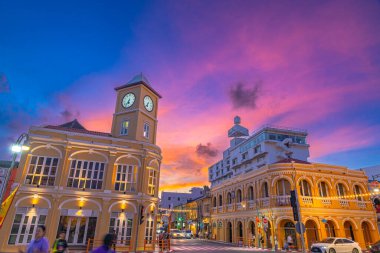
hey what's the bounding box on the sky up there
[1,0,380,193]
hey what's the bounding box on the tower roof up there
[114,73,162,98]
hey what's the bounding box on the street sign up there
[263,217,268,224]
[295,222,306,234]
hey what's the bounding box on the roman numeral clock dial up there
[122,93,135,108]
[144,95,154,112]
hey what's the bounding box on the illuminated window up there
[299,180,312,196]
[120,120,129,135]
[67,160,105,190]
[354,185,363,201]
[25,156,59,186]
[318,181,329,197]
[143,123,150,138]
[145,215,154,243]
[148,169,157,196]
[8,209,47,245]
[115,164,136,192]
[336,183,346,197]
[109,212,133,244]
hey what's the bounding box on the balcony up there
[339,199,349,207]
[272,195,291,207]
[227,204,233,212]
[237,202,244,210]
[257,197,270,208]
[357,201,367,209]
[212,207,217,213]
[321,199,332,206]
[218,206,223,213]
[301,196,313,205]
[248,200,256,209]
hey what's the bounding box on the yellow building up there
[210,159,380,250]
[173,192,211,237]
[0,74,162,252]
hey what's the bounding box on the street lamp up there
[0,133,29,203]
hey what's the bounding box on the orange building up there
[0,74,162,252]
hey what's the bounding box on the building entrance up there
[109,212,133,245]
[58,216,97,245]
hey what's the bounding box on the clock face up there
[144,96,154,112]
[122,93,136,108]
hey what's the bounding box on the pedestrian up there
[18,225,49,253]
[92,234,116,253]
[52,232,69,253]
[274,236,278,252]
[287,234,293,251]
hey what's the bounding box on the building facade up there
[160,187,205,209]
[0,74,162,252]
[209,116,309,187]
[209,118,379,250]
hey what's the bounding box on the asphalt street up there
[171,239,278,253]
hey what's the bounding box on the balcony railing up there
[339,199,349,207]
[321,199,331,205]
[272,195,291,206]
[301,196,313,205]
[357,201,366,209]
[257,197,270,208]
[237,203,244,210]
[218,206,223,212]
[248,200,256,208]
[227,204,233,212]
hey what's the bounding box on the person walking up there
[287,234,293,251]
[92,234,116,253]
[19,225,49,253]
[52,232,69,253]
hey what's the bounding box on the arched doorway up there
[236,221,243,245]
[325,220,337,237]
[344,220,356,241]
[248,221,256,246]
[305,220,319,248]
[265,221,272,249]
[362,222,373,248]
[227,222,232,243]
[279,220,297,249]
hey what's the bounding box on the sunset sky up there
[1,0,380,193]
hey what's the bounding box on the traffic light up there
[290,190,299,221]
[139,205,145,225]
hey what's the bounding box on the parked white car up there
[311,238,362,253]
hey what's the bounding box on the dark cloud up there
[196,143,218,158]
[61,109,80,122]
[0,73,10,93]
[229,81,261,109]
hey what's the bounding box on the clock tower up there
[111,73,161,144]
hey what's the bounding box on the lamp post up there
[0,133,29,203]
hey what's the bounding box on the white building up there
[208,116,310,186]
[160,187,206,209]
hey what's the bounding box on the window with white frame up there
[25,156,59,186]
[148,169,157,195]
[8,208,47,245]
[299,180,312,196]
[261,182,269,198]
[145,215,154,243]
[109,212,133,245]
[336,183,346,197]
[115,164,136,192]
[67,160,105,190]
[143,123,150,138]
[318,181,329,197]
[276,179,291,196]
[120,120,129,135]
[354,185,363,201]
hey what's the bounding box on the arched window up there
[236,189,242,203]
[248,186,254,200]
[213,197,217,207]
[354,185,363,201]
[227,192,232,204]
[219,195,223,206]
[261,182,269,198]
[299,180,312,196]
[318,181,329,197]
[336,183,347,198]
[276,179,291,196]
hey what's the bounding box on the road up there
[171,239,274,253]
